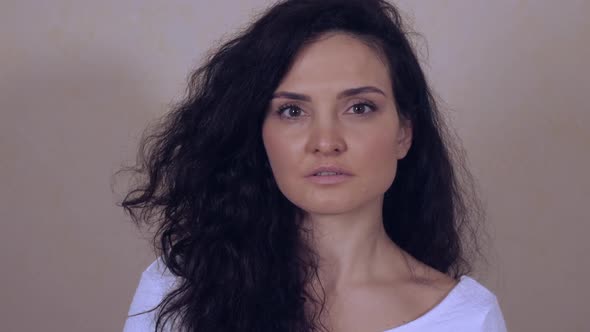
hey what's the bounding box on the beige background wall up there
[1,1,588,331]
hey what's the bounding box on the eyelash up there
[275,101,378,120]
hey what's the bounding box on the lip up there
[306,173,352,185]
[305,166,353,177]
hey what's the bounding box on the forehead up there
[277,32,391,91]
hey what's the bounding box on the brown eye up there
[277,104,304,119]
[348,102,377,115]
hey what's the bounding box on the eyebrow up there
[271,86,386,101]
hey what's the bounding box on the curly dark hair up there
[115,0,485,331]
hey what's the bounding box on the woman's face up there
[262,32,412,216]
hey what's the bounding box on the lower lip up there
[306,174,352,184]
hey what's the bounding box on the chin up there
[300,205,354,216]
[292,196,367,216]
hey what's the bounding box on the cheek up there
[357,131,399,189]
[262,126,297,180]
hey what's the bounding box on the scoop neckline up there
[381,275,470,332]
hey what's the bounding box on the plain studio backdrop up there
[1,1,588,331]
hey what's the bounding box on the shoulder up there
[406,257,503,319]
[436,276,508,331]
[130,256,179,314]
[122,257,180,332]
[394,275,507,332]
[452,276,501,311]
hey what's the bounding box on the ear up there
[395,119,413,160]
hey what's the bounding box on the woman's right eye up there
[276,104,304,119]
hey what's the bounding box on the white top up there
[123,257,508,332]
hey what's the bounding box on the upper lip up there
[306,165,353,177]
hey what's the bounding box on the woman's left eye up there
[347,102,377,115]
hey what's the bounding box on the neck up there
[301,198,409,294]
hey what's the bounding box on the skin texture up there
[262,32,456,332]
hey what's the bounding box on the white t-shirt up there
[123,257,508,332]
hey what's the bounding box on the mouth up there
[305,171,353,185]
[305,166,353,177]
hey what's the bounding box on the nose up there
[305,118,347,155]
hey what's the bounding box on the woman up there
[120,0,507,331]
